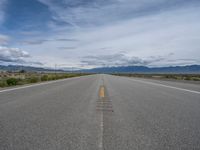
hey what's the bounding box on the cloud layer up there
[81,53,200,68]
[0,46,30,63]
[0,0,200,68]
[37,0,200,28]
[0,46,43,66]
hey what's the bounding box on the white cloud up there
[81,53,200,68]
[38,0,199,28]
[63,7,200,67]
[12,0,200,68]
[81,53,155,68]
[0,46,44,66]
[0,46,29,63]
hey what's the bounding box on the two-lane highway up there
[0,74,200,150]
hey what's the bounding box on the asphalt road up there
[0,74,200,150]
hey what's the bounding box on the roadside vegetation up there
[0,71,90,88]
[113,73,200,82]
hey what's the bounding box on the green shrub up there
[47,76,52,80]
[28,76,39,83]
[6,78,18,86]
[191,77,200,81]
[16,80,27,85]
[19,70,26,73]
[48,76,56,80]
[41,75,48,81]
[184,76,191,80]
[0,80,7,87]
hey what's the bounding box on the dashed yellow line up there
[99,86,105,98]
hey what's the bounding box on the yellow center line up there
[99,86,105,98]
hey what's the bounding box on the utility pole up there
[71,67,73,73]
[55,64,57,75]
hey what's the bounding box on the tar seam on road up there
[98,85,105,150]
[99,108,104,150]
[97,78,114,150]
[128,78,200,94]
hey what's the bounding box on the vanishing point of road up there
[0,74,200,150]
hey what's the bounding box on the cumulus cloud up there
[0,46,44,66]
[81,53,200,68]
[0,46,30,63]
[81,53,170,67]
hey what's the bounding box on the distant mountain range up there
[80,65,200,73]
[0,65,200,74]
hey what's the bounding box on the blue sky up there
[0,0,200,69]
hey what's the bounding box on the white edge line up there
[127,78,200,94]
[0,76,82,93]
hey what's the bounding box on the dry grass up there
[0,72,90,87]
[113,73,200,81]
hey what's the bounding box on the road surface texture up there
[0,74,200,150]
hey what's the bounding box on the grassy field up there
[0,72,90,88]
[113,73,200,81]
